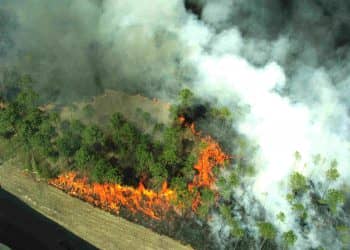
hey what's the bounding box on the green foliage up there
[90,159,120,183]
[200,188,215,206]
[291,203,307,220]
[82,125,104,146]
[286,193,295,203]
[217,177,231,201]
[277,212,285,222]
[0,84,234,233]
[197,203,210,220]
[149,162,168,179]
[258,222,277,240]
[14,87,39,114]
[74,146,93,169]
[113,123,137,150]
[179,88,194,107]
[153,123,165,133]
[27,114,57,156]
[160,127,181,167]
[0,107,16,137]
[219,205,244,239]
[282,230,297,247]
[321,189,345,214]
[229,171,240,187]
[56,132,81,157]
[70,120,85,135]
[135,143,154,176]
[194,189,216,219]
[326,162,340,182]
[110,112,125,129]
[170,177,193,208]
[180,154,196,181]
[142,111,152,123]
[336,225,350,246]
[210,106,232,121]
[289,172,307,192]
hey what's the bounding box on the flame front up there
[192,136,228,189]
[49,116,230,220]
[49,173,176,220]
[179,116,230,211]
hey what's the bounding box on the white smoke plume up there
[184,1,350,249]
[1,0,350,249]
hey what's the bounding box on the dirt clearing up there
[0,161,192,250]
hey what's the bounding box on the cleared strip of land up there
[0,161,192,250]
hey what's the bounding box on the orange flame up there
[191,136,228,189]
[179,115,230,211]
[49,173,176,220]
[49,115,230,220]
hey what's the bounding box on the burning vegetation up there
[0,77,231,221]
[0,80,233,248]
[49,114,230,220]
[49,172,176,220]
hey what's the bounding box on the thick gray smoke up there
[0,0,193,102]
[1,0,350,249]
[192,1,350,249]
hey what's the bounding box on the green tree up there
[289,172,307,192]
[30,120,57,157]
[326,162,340,182]
[17,109,43,143]
[113,123,137,150]
[90,159,120,183]
[74,146,93,169]
[56,132,81,158]
[13,87,39,114]
[70,120,85,135]
[258,222,277,249]
[210,106,232,121]
[179,88,194,107]
[196,188,216,219]
[336,225,350,247]
[82,125,104,147]
[277,212,285,222]
[219,205,244,246]
[282,230,297,248]
[321,189,345,214]
[229,171,240,187]
[0,107,16,137]
[160,127,181,170]
[291,203,307,220]
[135,143,154,176]
[180,154,196,182]
[110,112,125,129]
[170,177,193,208]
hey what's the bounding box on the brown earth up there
[60,89,172,133]
[0,161,192,250]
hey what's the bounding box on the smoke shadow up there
[0,188,97,250]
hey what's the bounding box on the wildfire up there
[49,173,176,220]
[179,115,230,211]
[191,136,229,189]
[48,115,230,220]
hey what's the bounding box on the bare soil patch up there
[0,161,192,250]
